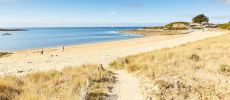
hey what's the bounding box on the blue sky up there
[0,0,230,27]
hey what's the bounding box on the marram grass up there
[0,65,115,100]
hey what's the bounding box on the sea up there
[0,27,143,51]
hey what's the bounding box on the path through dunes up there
[114,70,144,100]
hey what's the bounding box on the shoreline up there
[15,35,165,53]
[0,30,228,75]
[1,35,144,53]
[1,29,187,52]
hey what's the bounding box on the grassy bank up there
[110,33,230,99]
[120,22,191,36]
[0,65,115,100]
[218,23,230,30]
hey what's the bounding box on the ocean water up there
[0,27,143,51]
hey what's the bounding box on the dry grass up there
[0,65,115,100]
[0,52,12,58]
[110,33,230,99]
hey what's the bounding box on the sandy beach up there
[0,30,228,75]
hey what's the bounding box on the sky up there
[0,0,230,27]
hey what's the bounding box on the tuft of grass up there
[110,33,230,99]
[0,65,116,100]
[219,64,230,73]
[109,60,124,70]
[189,53,200,62]
[0,52,12,58]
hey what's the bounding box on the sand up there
[0,30,228,75]
[113,70,144,100]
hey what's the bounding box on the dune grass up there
[0,52,12,58]
[218,23,230,30]
[0,65,115,100]
[110,33,230,99]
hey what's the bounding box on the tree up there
[192,14,209,24]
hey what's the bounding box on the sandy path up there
[114,70,144,100]
[0,30,228,75]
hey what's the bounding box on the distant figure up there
[41,49,44,55]
[62,46,65,52]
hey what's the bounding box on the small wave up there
[105,31,119,34]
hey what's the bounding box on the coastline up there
[119,29,191,36]
[0,27,142,52]
[0,28,27,31]
[0,30,228,75]
[1,35,144,52]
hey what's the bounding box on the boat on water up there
[1,33,12,36]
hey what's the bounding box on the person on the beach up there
[62,46,65,52]
[41,49,44,54]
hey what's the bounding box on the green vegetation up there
[189,53,200,62]
[0,65,115,100]
[110,33,230,99]
[192,14,209,24]
[165,22,190,27]
[219,64,230,74]
[142,22,190,30]
[0,52,12,58]
[191,27,203,29]
[143,26,164,29]
[164,21,190,30]
[217,22,230,30]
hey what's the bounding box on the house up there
[201,22,209,26]
[190,23,201,28]
[190,22,217,29]
[206,23,217,28]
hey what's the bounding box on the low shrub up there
[143,26,164,29]
[0,52,12,58]
[189,53,200,62]
[219,64,230,73]
[164,22,190,30]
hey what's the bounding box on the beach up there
[0,30,228,75]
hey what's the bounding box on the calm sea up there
[0,27,143,51]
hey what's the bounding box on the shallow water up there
[0,27,143,51]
